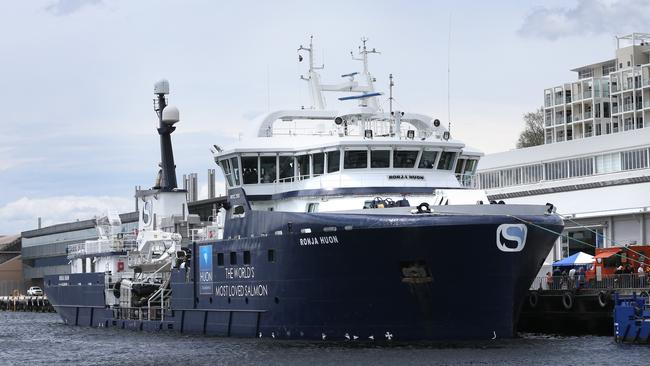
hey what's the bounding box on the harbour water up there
[1,312,649,365]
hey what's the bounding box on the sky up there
[1,0,649,234]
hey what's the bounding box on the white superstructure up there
[213,37,487,212]
[479,33,650,263]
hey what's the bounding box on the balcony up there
[555,116,564,125]
[612,105,619,114]
[573,114,582,121]
[644,77,650,87]
[584,111,593,119]
[623,104,634,112]
[611,85,619,92]
[583,90,592,99]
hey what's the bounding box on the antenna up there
[447,13,452,132]
[389,73,394,114]
[352,37,380,75]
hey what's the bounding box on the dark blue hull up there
[45,208,562,341]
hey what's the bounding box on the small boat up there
[614,293,650,343]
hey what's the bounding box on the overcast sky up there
[1,0,649,234]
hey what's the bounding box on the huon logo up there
[496,224,527,252]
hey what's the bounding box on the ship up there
[44,38,563,341]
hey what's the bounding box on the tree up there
[516,107,544,148]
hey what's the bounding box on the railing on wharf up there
[530,273,650,291]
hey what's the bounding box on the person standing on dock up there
[568,267,576,289]
[638,265,645,287]
[545,271,553,290]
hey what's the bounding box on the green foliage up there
[516,107,544,148]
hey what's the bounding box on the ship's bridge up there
[214,134,482,200]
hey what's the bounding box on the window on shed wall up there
[393,150,418,168]
[418,151,438,169]
[437,152,456,170]
[327,150,340,173]
[312,153,324,176]
[241,156,259,184]
[370,150,390,168]
[260,156,277,183]
[344,150,367,169]
[621,148,649,170]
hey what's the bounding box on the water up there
[1,312,649,366]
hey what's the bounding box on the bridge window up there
[220,159,234,186]
[241,156,259,184]
[296,155,310,180]
[260,156,277,183]
[312,153,324,176]
[463,159,478,174]
[437,152,456,170]
[393,150,419,168]
[371,150,390,168]
[279,156,294,182]
[230,157,241,186]
[327,150,340,173]
[344,150,368,169]
[418,151,438,169]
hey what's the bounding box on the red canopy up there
[594,248,621,259]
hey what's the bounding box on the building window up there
[522,164,543,184]
[217,253,224,266]
[568,157,593,177]
[545,160,568,180]
[621,148,649,170]
[243,251,251,265]
[230,252,237,265]
[595,152,620,174]
[500,168,521,187]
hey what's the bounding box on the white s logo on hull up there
[496,224,527,252]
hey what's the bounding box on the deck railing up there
[530,273,649,291]
[67,235,138,259]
